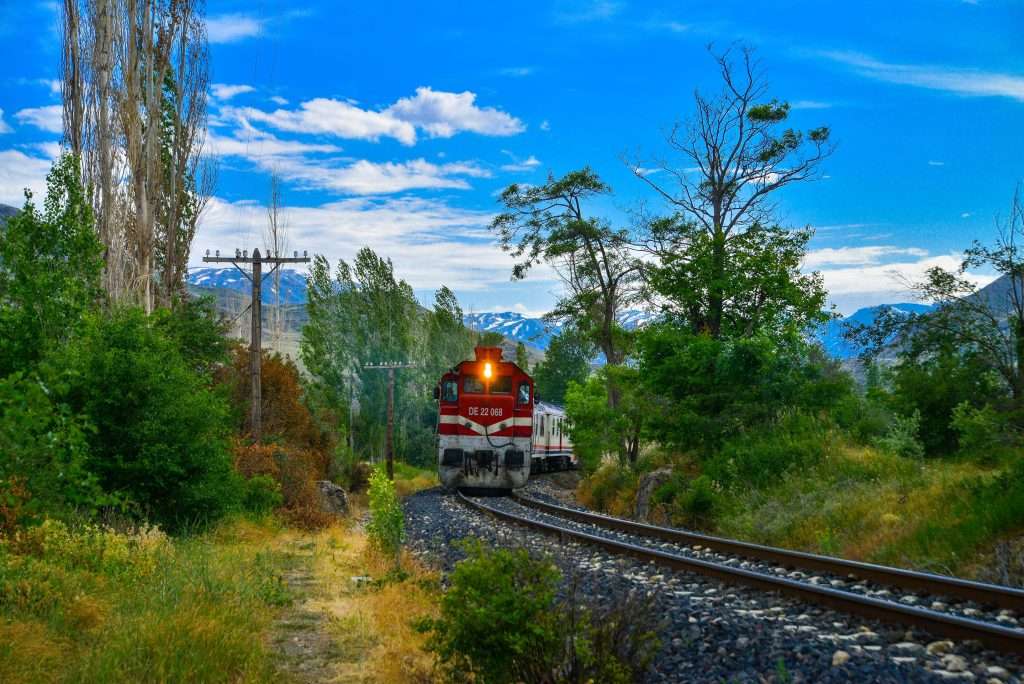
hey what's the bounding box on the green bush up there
[873,411,925,460]
[951,401,1015,459]
[44,307,241,530]
[0,373,103,531]
[241,475,284,515]
[421,541,661,683]
[833,393,892,444]
[366,466,404,563]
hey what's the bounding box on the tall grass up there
[0,516,290,683]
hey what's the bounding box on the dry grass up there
[302,523,439,683]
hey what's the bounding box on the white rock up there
[941,654,968,673]
[890,642,926,657]
[832,650,850,666]
[932,601,948,611]
[927,640,955,655]
[985,666,1010,681]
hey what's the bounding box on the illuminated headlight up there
[483,362,492,379]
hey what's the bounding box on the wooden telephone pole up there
[203,247,310,440]
[363,361,417,480]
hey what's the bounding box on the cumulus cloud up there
[500,152,542,172]
[223,87,524,146]
[817,50,1024,102]
[206,13,263,43]
[0,149,53,206]
[192,195,557,291]
[262,157,492,195]
[385,87,525,139]
[804,245,929,269]
[211,83,255,100]
[204,128,341,157]
[15,105,62,133]
[226,99,418,145]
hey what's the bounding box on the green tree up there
[533,326,595,405]
[565,365,648,469]
[0,154,104,377]
[632,45,832,340]
[515,341,529,371]
[46,307,240,529]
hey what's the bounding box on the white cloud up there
[0,149,53,206]
[0,110,11,134]
[264,156,492,195]
[211,83,255,100]
[961,212,972,218]
[540,120,551,131]
[553,1,622,23]
[192,195,556,291]
[206,13,263,43]
[928,160,945,166]
[205,128,340,158]
[270,95,289,105]
[790,100,832,110]
[385,87,525,139]
[228,99,418,145]
[818,50,1024,102]
[228,87,524,146]
[15,105,62,133]
[500,67,534,77]
[500,152,542,172]
[804,245,929,269]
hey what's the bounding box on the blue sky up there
[1,0,1022,315]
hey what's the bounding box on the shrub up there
[241,475,283,515]
[577,465,638,516]
[0,373,102,532]
[366,466,404,564]
[233,442,332,528]
[329,443,371,493]
[873,411,925,459]
[421,541,660,683]
[951,401,1015,459]
[45,307,241,530]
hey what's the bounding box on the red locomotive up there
[435,346,533,490]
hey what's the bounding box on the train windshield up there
[491,376,512,394]
[464,376,484,394]
[462,375,513,394]
[441,380,458,402]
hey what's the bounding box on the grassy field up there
[579,435,1024,582]
[0,461,443,683]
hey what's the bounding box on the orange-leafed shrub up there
[220,346,332,453]
[233,442,333,529]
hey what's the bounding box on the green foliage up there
[366,466,404,563]
[45,307,240,530]
[565,365,649,468]
[0,154,103,377]
[637,326,854,453]
[152,295,231,378]
[0,374,102,530]
[514,341,529,371]
[646,220,829,341]
[533,325,595,405]
[951,402,1015,459]
[422,540,659,683]
[423,540,563,683]
[873,411,925,460]
[241,475,284,515]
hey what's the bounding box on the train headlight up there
[483,362,492,379]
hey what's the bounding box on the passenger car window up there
[516,382,530,405]
[441,380,458,403]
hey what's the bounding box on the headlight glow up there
[483,362,492,379]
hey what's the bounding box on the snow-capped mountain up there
[816,302,934,359]
[187,267,309,305]
[462,309,659,351]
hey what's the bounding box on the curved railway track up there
[457,491,1024,654]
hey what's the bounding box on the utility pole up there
[203,247,310,441]
[363,361,417,480]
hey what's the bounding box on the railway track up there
[457,491,1024,654]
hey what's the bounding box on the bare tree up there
[631,45,833,337]
[61,0,211,312]
[264,171,289,350]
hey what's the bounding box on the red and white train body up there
[436,347,534,490]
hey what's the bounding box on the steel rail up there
[457,492,1024,654]
[512,492,1024,613]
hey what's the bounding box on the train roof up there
[534,400,566,416]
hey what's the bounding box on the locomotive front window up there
[491,376,512,394]
[464,376,485,394]
[441,380,458,403]
[516,382,530,405]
